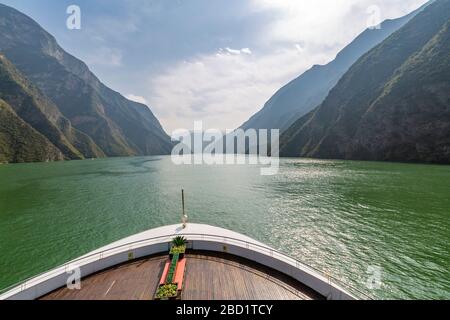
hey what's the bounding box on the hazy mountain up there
[280,0,450,164]
[240,5,425,133]
[0,4,172,160]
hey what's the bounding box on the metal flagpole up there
[182,189,188,228]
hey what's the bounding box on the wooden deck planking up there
[41,256,166,300]
[182,252,322,300]
[40,251,323,300]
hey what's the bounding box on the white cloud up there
[219,47,253,56]
[125,94,148,105]
[250,0,428,45]
[146,0,428,133]
[148,46,330,133]
[295,43,304,52]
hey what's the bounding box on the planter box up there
[169,246,186,260]
[154,283,179,300]
[169,252,185,260]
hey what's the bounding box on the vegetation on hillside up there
[280,0,450,164]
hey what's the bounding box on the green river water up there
[0,156,449,299]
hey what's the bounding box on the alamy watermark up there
[66,5,81,30]
[66,267,81,290]
[64,4,383,31]
[366,5,382,30]
[366,265,383,290]
[171,121,279,176]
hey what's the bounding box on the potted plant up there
[170,236,188,259]
[155,283,178,300]
[155,252,182,300]
[166,253,180,283]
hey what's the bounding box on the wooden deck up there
[40,251,323,300]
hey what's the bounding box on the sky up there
[0,0,428,133]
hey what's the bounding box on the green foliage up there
[241,4,420,135]
[0,99,63,163]
[155,284,178,299]
[172,236,187,247]
[166,253,179,284]
[0,54,85,161]
[0,5,173,162]
[280,1,450,164]
[170,246,186,255]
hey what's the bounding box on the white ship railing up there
[0,233,373,300]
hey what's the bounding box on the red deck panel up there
[160,262,170,285]
[174,258,186,291]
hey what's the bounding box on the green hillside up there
[280,0,450,164]
[0,99,63,163]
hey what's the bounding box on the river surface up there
[0,156,449,299]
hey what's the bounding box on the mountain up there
[240,5,426,133]
[0,98,64,163]
[0,4,172,160]
[0,53,106,160]
[280,0,450,164]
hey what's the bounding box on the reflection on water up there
[0,156,449,299]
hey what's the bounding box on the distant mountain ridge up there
[240,4,426,133]
[280,0,450,163]
[0,4,172,163]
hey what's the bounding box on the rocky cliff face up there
[280,0,450,164]
[0,99,63,163]
[240,5,424,133]
[0,4,172,162]
[0,53,105,161]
